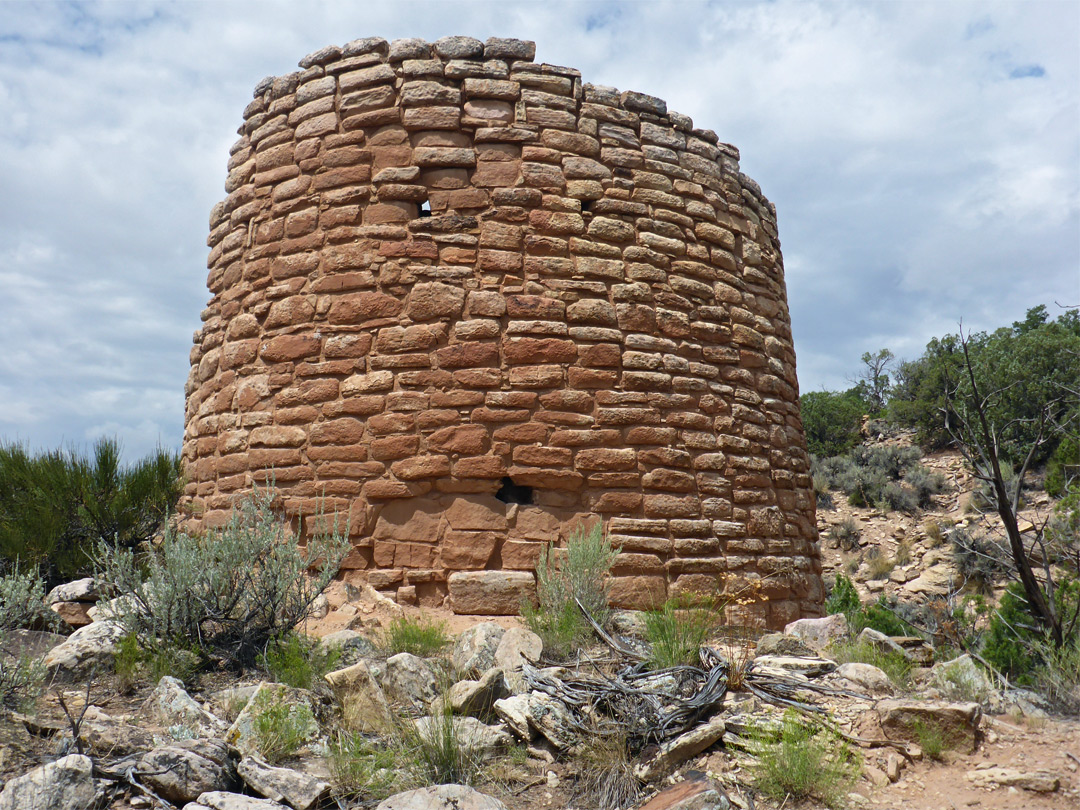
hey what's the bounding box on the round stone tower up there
[182,35,823,627]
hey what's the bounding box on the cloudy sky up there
[1,0,1077,462]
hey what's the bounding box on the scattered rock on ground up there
[453,622,506,675]
[878,699,982,753]
[447,667,509,717]
[494,628,542,693]
[150,675,229,738]
[184,791,289,809]
[637,774,731,810]
[635,714,727,781]
[137,738,236,804]
[965,766,1061,793]
[929,654,999,706]
[0,753,97,810]
[42,620,125,677]
[383,652,439,708]
[375,784,510,810]
[783,614,848,651]
[413,715,513,757]
[237,756,329,810]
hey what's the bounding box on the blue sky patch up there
[1009,63,1046,79]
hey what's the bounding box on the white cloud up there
[0,0,1076,460]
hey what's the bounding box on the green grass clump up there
[751,710,861,808]
[523,522,618,661]
[865,549,896,580]
[380,615,450,658]
[261,632,340,689]
[643,596,720,669]
[113,632,202,691]
[912,719,947,760]
[327,731,401,800]
[828,639,912,689]
[406,703,483,787]
[251,692,317,764]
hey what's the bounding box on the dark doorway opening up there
[495,476,533,505]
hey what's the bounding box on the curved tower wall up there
[182,36,823,627]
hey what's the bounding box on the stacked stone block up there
[182,35,823,627]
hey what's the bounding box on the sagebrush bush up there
[523,523,618,660]
[0,438,182,584]
[380,615,450,658]
[0,649,46,711]
[644,596,720,669]
[982,580,1080,687]
[96,487,350,669]
[814,445,939,513]
[830,517,861,551]
[0,567,61,632]
[949,527,1009,595]
[751,710,861,808]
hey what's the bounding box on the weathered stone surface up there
[413,715,513,757]
[45,578,98,604]
[635,714,727,781]
[375,784,509,810]
[183,39,822,630]
[783,614,848,652]
[325,659,395,732]
[447,667,509,716]
[138,739,236,804]
[637,774,731,810]
[448,571,535,615]
[929,654,998,705]
[836,662,894,695]
[43,619,125,677]
[383,652,439,708]
[453,622,506,675]
[225,683,319,757]
[493,627,543,693]
[877,699,982,754]
[185,792,289,810]
[754,633,815,658]
[0,754,96,810]
[965,766,1060,793]
[150,676,229,738]
[752,655,836,677]
[237,757,329,810]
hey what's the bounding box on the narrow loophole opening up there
[495,476,533,505]
[418,200,431,218]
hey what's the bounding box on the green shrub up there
[982,580,1080,686]
[524,522,618,660]
[860,597,912,636]
[0,567,61,632]
[96,487,350,670]
[750,710,861,808]
[643,596,720,669]
[261,632,340,690]
[814,445,938,514]
[327,730,401,800]
[813,471,834,509]
[912,719,947,760]
[1045,436,1078,497]
[824,574,861,620]
[380,615,449,658]
[113,632,201,690]
[0,439,182,585]
[800,389,868,458]
[1031,636,1080,712]
[251,692,317,764]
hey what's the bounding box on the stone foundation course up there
[182,35,823,627]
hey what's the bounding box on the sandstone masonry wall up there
[182,36,823,627]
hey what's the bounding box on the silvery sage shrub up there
[96,488,350,669]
